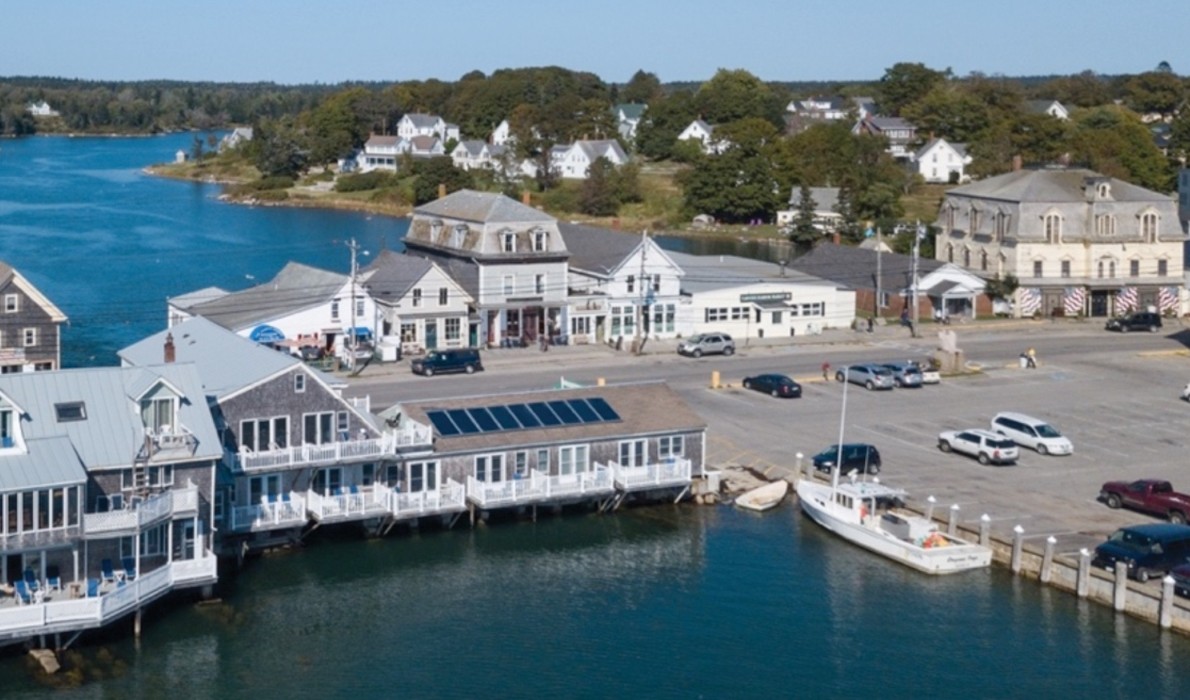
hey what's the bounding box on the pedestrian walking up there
[1026,347,1037,369]
[822,361,831,381]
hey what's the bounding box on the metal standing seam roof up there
[665,251,839,294]
[168,286,230,309]
[0,363,222,479]
[787,242,948,293]
[179,261,348,332]
[390,382,706,452]
[0,436,86,493]
[118,316,299,400]
[414,189,557,224]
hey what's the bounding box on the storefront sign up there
[740,292,791,304]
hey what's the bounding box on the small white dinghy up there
[735,480,789,512]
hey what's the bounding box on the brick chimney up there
[437,183,446,199]
[522,191,532,206]
[1012,154,1022,172]
[164,332,175,363]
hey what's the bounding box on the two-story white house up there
[167,262,373,360]
[402,190,570,347]
[912,138,973,184]
[552,140,630,179]
[613,103,647,142]
[557,224,685,344]
[450,140,508,171]
[936,167,1185,318]
[677,119,726,154]
[361,250,475,355]
[396,113,460,143]
[358,135,402,172]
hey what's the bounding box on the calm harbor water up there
[2,135,1189,697]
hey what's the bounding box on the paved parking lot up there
[689,348,1190,556]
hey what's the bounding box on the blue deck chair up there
[121,556,137,581]
[23,568,39,592]
[14,579,33,605]
[46,565,61,592]
[86,578,100,598]
[101,558,117,583]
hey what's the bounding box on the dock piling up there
[979,514,990,547]
[1077,549,1090,598]
[1113,563,1128,611]
[947,504,960,535]
[1161,576,1176,628]
[925,496,937,522]
[1011,525,1024,573]
[1040,536,1056,584]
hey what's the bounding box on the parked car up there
[410,348,483,377]
[835,364,895,390]
[1105,311,1162,333]
[909,359,941,385]
[742,373,802,398]
[937,429,1019,465]
[812,443,882,475]
[1092,523,1190,583]
[1172,562,1190,597]
[1099,479,1190,524]
[294,345,324,362]
[880,361,924,388]
[990,412,1073,455]
[677,333,735,358]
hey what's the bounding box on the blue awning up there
[343,327,373,340]
[249,325,285,343]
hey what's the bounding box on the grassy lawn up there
[901,183,947,223]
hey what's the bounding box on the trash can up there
[1019,354,1028,369]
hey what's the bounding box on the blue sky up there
[2,0,1185,84]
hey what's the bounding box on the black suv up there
[411,348,483,377]
[812,443,882,475]
[1105,312,1162,333]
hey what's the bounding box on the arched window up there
[1097,261,1104,279]
[947,244,954,263]
[963,248,971,267]
[1141,212,1158,242]
[1109,260,1116,278]
[980,250,988,271]
[1044,213,1061,243]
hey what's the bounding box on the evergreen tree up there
[788,184,819,253]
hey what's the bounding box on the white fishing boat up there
[735,480,789,512]
[796,476,991,574]
[796,367,992,575]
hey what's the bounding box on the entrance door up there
[475,455,503,483]
[177,521,196,560]
[425,320,438,349]
[619,440,646,468]
[313,467,343,496]
[1090,291,1109,317]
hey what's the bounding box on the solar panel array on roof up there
[425,398,622,437]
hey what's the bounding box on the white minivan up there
[990,412,1073,455]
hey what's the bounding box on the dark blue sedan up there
[742,373,802,398]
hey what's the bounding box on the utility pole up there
[346,238,362,368]
[875,227,883,319]
[911,221,923,338]
[635,229,648,355]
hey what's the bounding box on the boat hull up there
[735,481,789,512]
[796,480,991,575]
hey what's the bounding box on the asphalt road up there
[344,321,1190,557]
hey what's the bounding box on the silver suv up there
[677,333,735,358]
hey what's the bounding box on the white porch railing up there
[236,434,397,472]
[228,491,309,532]
[609,458,693,491]
[466,467,614,508]
[83,483,200,536]
[0,551,217,641]
[392,421,433,450]
[385,478,467,517]
[307,486,386,521]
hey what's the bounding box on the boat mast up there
[831,368,849,492]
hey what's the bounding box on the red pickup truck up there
[1099,479,1190,524]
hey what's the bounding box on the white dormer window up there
[3,294,17,313]
[1098,183,1111,199]
[534,230,546,252]
[503,232,516,253]
[1095,214,1116,236]
[1,406,16,448]
[1141,212,1158,242]
[452,224,467,248]
[141,396,175,434]
[1043,213,1062,243]
[412,289,422,307]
